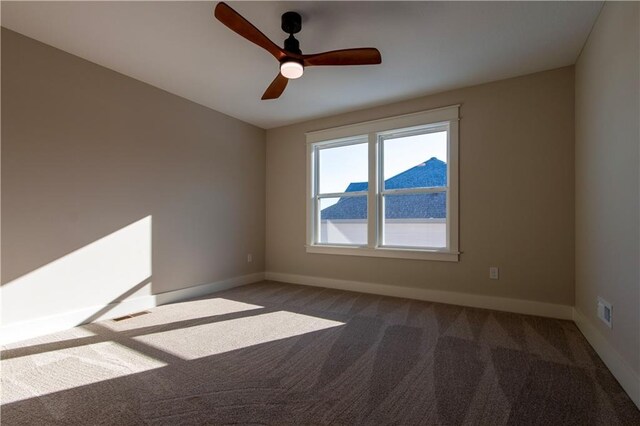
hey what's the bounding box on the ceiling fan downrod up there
[281,11,302,55]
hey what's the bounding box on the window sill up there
[305,245,460,262]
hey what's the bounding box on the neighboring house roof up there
[321,157,447,220]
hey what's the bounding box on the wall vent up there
[112,311,150,322]
[597,297,612,328]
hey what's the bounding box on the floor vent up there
[112,311,151,321]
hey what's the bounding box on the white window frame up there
[306,105,460,262]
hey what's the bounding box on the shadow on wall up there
[1,216,153,332]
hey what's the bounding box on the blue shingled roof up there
[321,157,447,220]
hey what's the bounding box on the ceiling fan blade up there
[262,73,289,100]
[302,48,382,67]
[214,2,286,61]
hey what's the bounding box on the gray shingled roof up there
[321,157,447,220]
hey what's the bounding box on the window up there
[306,105,459,261]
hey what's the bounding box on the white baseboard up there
[573,308,640,410]
[264,271,573,320]
[0,272,264,346]
[154,272,265,306]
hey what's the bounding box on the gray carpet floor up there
[1,281,639,425]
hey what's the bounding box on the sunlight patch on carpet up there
[133,310,344,360]
[1,341,167,404]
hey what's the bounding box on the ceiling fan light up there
[280,61,303,79]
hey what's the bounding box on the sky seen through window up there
[319,131,447,207]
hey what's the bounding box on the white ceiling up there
[2,1,602,129]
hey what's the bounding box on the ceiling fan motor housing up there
[281,11,301,34]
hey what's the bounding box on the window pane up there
[319,142,368,194]
[319,196,367,245]
[383,192,446,248]
[383,131,447,189]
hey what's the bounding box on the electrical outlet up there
[597,297,612,328]
[247,253,253,263]
[489,267,499,280]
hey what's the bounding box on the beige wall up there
[1,29,265,325]
[266,67,575,306]
[575,1,640,377]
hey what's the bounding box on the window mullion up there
[367,132,377,248]
[377,135,384,247]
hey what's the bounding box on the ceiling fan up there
[214,2,382,100]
